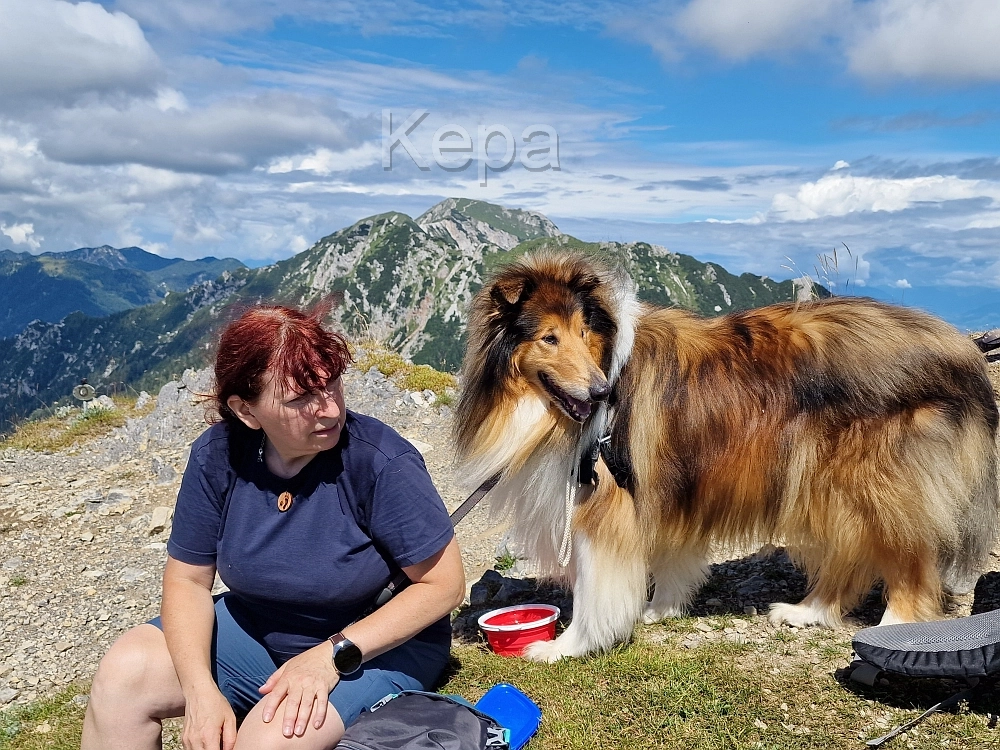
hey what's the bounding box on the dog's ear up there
[490,277,528,308]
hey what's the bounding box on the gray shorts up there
[150,595,450,727]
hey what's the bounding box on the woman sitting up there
[81,304,465,750]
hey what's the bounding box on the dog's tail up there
[939,425,1000,595]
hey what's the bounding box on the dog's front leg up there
[523,531,647,662]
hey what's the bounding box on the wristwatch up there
[329,631,363,676]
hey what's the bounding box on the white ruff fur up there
[489,410,584,579]
[459,395,551,491]
[604,268,640,387]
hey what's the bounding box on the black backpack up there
[337,691,510,750]
[849,609,1000,747]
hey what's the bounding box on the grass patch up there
[0,396,153,452]
[353,341,457,398]
[0,684,87,750]
[445,639,769,749]
[0,686,183,750]
[399,364,457,395]
[355,347,409,379]
[8,576,26,587]
[7,630,998,749]
[494,549,518,572]
[443,630,999,749]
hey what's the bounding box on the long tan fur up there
[454,251,1000,661]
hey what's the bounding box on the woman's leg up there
[81,623,186,750]
[233,700,346,749]
[233,637,450,750]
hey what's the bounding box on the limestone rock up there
[151,456,176,484]
[407,439,433,455]
[148,506,174,535]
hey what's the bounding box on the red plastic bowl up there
[477,604,560,657]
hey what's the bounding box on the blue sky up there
[1,0,998,328]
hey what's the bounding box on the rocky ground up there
[1,354,999,726]
[0,361,506,711]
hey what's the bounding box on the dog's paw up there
[768,601,839,628]
[642,603,684,624]
[878,607,910,627]
[522,638,572,663]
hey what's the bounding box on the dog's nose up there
[589,380,611,401]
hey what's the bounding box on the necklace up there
[258,433,294,512]
[277,491,293,512]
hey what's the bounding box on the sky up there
[1,0,999,328]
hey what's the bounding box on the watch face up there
[334,640,363,675]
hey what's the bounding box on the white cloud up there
[1,222,42,250]
[832,160,850,170]
[0,0,161,102]
[267,143,382,176]
[617,0,1000,83]
[856,255,871,284]
[676,0,847,60]
[848,0,1000,83]
[113,0,279,33]
[154,88,189,112]
[770,173,999,221]
[893,278,912,288]
[36,92,371,174]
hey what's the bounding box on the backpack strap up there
[848,658,882,687]
[863,681,980,747]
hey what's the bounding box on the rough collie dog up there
[454,250,1000,662]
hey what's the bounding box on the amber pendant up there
[277,491,293,512]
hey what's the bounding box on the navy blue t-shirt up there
[167,411,454,660]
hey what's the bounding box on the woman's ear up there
[226,394,262,430]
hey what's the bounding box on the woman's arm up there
[341,536,466,658]
[258,537,465,737]
[161,556,238,750]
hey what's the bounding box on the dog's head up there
[466,252,619,423]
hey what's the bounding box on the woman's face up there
[229,369,347,460]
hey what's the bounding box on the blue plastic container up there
[475,683,542,750]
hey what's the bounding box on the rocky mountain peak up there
[61,245,135,270]
[417,198,561,253]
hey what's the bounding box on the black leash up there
[447,472,501,526]
[364,472,502,614]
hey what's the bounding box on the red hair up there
[212,302,352,429]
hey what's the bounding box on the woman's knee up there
[234,701,345,750]
[91,624,178,710]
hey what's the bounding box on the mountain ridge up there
[0,246,245,339]
[0,199,822,430]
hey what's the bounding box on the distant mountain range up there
[0,246,244,339]
[0,199,820,430]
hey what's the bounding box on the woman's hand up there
[181,683,237,750]
[258,641,341,738]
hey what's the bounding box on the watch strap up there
[329,631,362,675]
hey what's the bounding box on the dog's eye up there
[542,334,558,345]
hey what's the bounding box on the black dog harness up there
[578,434,632,490]
[578,388,634,491]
